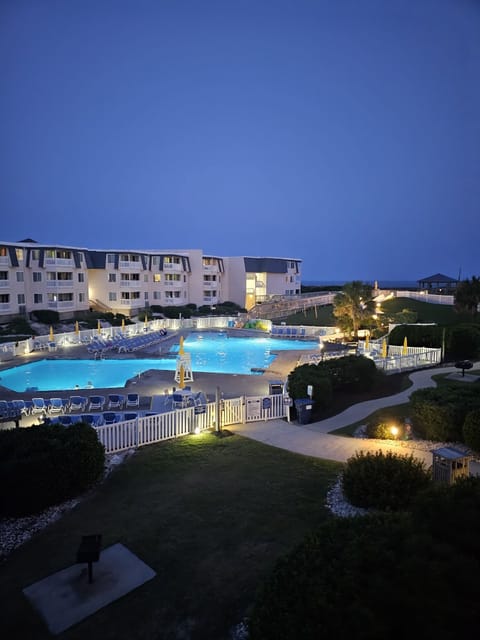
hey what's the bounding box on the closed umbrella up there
[49,326,54,342]
[121,318,125,332]
[179,364,185,389]
[97,319,101,335]
[402,336,408,356]
[381,339,387,358]
[75,320,79,335]
[179,336,184,355]
[365,333,369,351]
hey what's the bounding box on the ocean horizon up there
[303,280,418,289]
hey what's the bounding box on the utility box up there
[431,447,472,484]
[269,380,285,395]
[295,399,313,425]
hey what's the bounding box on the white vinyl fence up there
[96,393,288,454]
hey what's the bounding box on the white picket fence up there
[96,393,288,454]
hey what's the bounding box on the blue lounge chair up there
[82,414,104,427]
[102,412,120,425]
[108,394,125,409]
[49,398,66,413]
[59,415,74,426]
[88,395,105,411]
[123,412,138,421]
[31,397,47,414]
[126,393,139,408]
[69,396,88,412]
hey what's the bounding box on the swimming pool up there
[0,333,319,392]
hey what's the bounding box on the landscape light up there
[390,426,399,438]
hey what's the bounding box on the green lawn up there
[0,433,342,640]
[381,297,475,325]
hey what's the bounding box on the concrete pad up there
[23,543,156,635]
[446,372,479,383]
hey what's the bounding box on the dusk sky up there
[1,0,479,281]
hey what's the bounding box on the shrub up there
[0,422,105,517]
[463,409,480,453]
[365,417,405,440]
[342,450,431,510]
[287,364,333,412]
[447,323,480,360]
[316,355,379,392]
[388,323,443,348]
[32,309,60,325]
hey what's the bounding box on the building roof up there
[418,273,458,283]
[431,446,469,460]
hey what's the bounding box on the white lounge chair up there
[126,393,139,408]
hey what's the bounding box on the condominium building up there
[0,240,302,319]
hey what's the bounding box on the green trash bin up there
[295,399,313,425]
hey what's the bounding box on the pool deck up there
[0,329,321,427]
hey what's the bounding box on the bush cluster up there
[388,322,480,360]
[0,422,105,517]
[249,477,480,640]
[410,386,480,442]
[31,309,60,325]
[342,450,431,511]
[287,355,379,415]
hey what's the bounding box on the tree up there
[333,281,375,339]
[455,276,480,315]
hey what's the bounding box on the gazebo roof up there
[418,273,457,283]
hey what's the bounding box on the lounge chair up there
[69,396,88,412]
[123,412,138,421]
[102,412,120,425]
[126,393,139,408]
[31,397,47,414]
[59,415,74,426]
[108,394,125,409]
[11,399,31,415]
[48,398,67,413]
[88,395,105,411]
[82,413,104,427]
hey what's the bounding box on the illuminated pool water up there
[0,332,319,392]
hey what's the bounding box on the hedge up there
[0,422,105,517]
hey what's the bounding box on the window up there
[17,294,25,304]
[121,273,140,281]
[153,291,161,300]
[165,291,181,299]
[0,271,7,280]
[144,274,149,282]
[109,292,117,301]
[144,292,148,299]
[16,272,24,282]
[16,248,24,261]
[108,273,116,282]
[32,250,40,260]
[78,293,85,302]
[78,273,85,282]
[121,292,140,300]
[0,294,9,303]
[107,254,115,263]
[153,274,161,283]
[34,294,43,304]
[33,272,42,282]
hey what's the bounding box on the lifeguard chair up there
[431,447,472,485]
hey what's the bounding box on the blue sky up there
[1,0,479,281]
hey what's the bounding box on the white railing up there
[0,281,9,287]
[94,394,288,454]
[118,261,142,269]
[48,301,74,309]
[0,257,9,266]
[164,280,183,287]
[163,263,182,271]
[120,281,141,287]
[46,281,74,288]
[44,258,74,266]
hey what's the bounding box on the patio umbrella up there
[381,338,387,358]
[402,336,408,356]
[49,326,54,342]
[179,364,185,389]
[97,319,101,335]
[179,335,184,355]
[365,333,369,351]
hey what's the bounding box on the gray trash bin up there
[295,399,313,425]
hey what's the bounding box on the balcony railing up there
[119,261,142,269]
[202,281,218,289]
[164,280,183,287]
[120,299,143,307]
[46,280,74,288]
[0,281,9,288]
[120,281,141,287]
[163,262,182,271]
[44,258,74,266]
[48,300,74,309]
[0,302,11,310]
[0,257,9,266]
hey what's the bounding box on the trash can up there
[295,399,313,425]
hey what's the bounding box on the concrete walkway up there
[231,365,479,466]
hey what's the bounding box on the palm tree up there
[333,281,375,339]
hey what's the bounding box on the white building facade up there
[0,241,302,319]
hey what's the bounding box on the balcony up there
[164,280,183,287]
[0,280,10,288]
[120,281,141,288]
[0,302,11,311]
[120,299,143,307]
[0,257,9,266]
[46,280,74,288]
[44,258,74,267]
[202,281,218,289]
[48,300,74,309]
[163,262,182,271]
[119,261,142,269]
[203,264,219,273]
